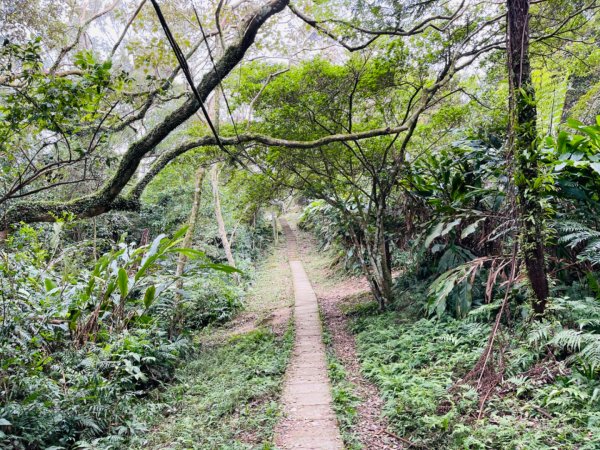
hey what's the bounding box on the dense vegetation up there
[2,0,600,448]
[0,190,275,448]
[347,283,600,448]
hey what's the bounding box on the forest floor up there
[128,240,295,449]
[131,219,406,449]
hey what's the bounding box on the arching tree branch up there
[2,0,290,227]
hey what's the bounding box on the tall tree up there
[507,0,549,316]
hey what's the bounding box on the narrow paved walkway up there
[274,219,343,449]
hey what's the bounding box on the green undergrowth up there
[125,326,293,450]
[320,309,362,450]
[348,294,600,449]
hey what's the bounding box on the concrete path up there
[274,219,344,450]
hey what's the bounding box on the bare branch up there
[110,0,148,58]
[49,0,120,74]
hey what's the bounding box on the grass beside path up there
[128,243,294,450]
[129,328,293,450]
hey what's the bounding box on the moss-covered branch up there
[2,0,289,227]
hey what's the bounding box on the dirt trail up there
[274,219,344,450]
[317,281,404,449]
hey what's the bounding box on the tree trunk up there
[272,210,279,244]
[375,203,394,306]
[366,236,393,310]
[92,217,97,261]
[210,164,238,278]
[171,166,206,335]
[507,0,549,317]
[348,223,393,310]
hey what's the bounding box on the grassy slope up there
[128,243,294,450]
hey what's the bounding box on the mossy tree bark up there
[507,0,549,317]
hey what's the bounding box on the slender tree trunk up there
[92,217,97,261]
[507,0,549,317]
[210,164,237,275]
[375,201,394,305]
[272,209,279,244]
[171,166,206,335]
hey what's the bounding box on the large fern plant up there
[556,220,600,265]
[529,296,600,376]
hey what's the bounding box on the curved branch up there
[2,0,289,227]
[49,0,120,74]
[288,1,464,51]
[131,124,412,198]
[288,4,378,51]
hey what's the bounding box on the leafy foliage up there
[0,224,242,449]
[299,199,363,273]
[3,0,600,447]
[556,221,600,265]
[349,299,600,449]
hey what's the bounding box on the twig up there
[382,429,421,448]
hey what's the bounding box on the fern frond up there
[555,220,600,265]
[551,329,584,351]
[528,321,556,347]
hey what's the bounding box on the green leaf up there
[590,163,600,176]
[461,218,485,239]
[172,226,189,241]
[44,278,57,292]
[199,263,243,274]
[135,255,157,282]
[143,285,156,309]
[570,152,584,162]
[105,279,117,299]
[117,268,129,298]
[143,233,167,262]
[0,418,11,426]
[567,117,583,129]
[441,218,461,237]
[425,222,445,248]
[169,247,206,258]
